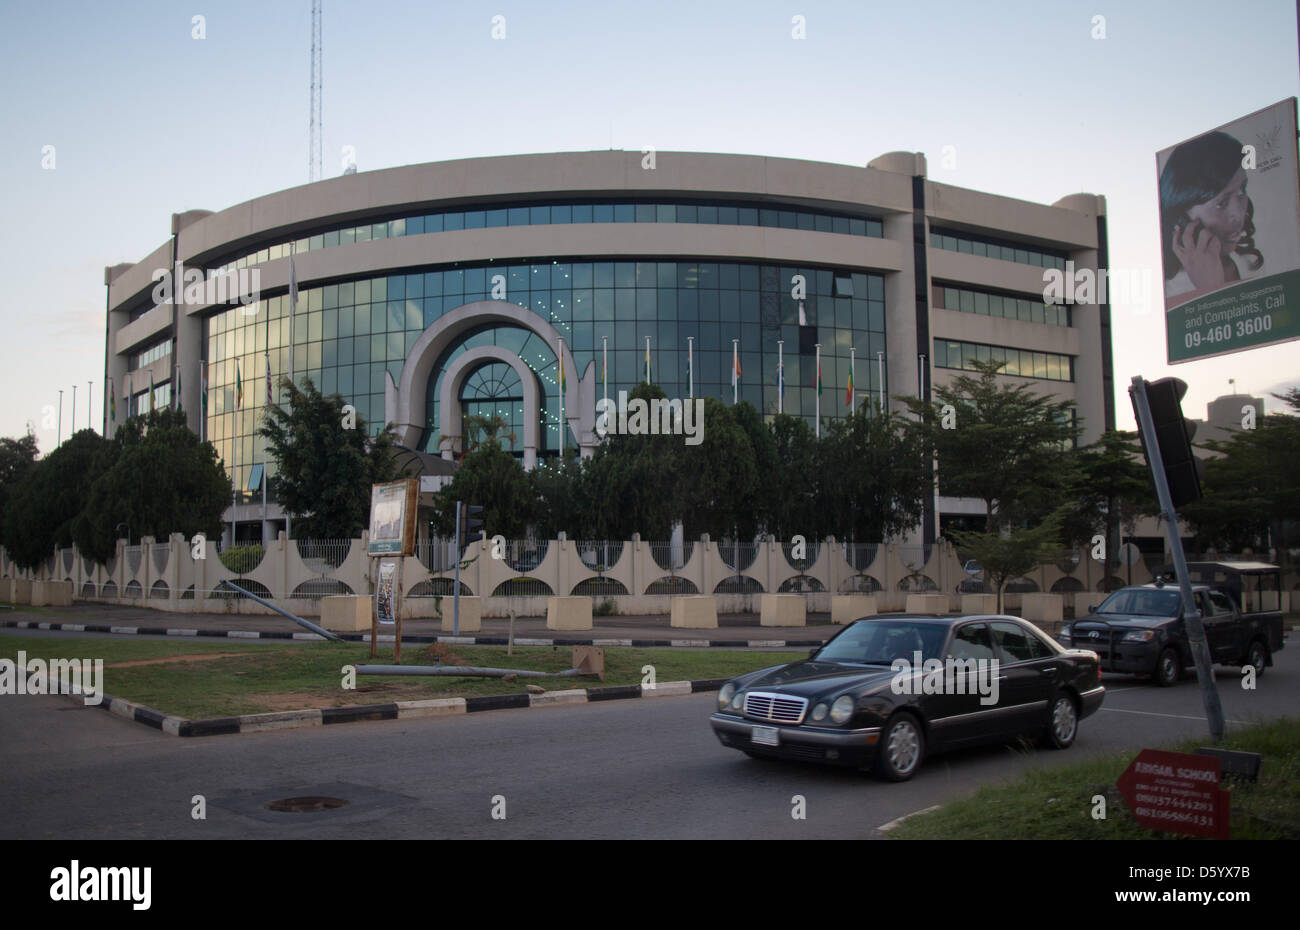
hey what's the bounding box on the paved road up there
[1,637,1293,839]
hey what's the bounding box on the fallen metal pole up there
[356,664,587,678]
[219,579,343,642]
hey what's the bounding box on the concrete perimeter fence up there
[0,532,1216,623]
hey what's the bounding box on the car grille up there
[744,692,808,725]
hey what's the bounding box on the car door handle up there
[1040,669,1056,675]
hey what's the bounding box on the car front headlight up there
[1122,630,1156,643]
[829,695,856,725]
[718,683,735,709]
[731,691,744,711]
[811,702,829,721]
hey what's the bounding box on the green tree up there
[6,429,112,568]
[75,409,229,563]
[0,430,40,552]
[433,439,534,538]
[1059,430,1158,591]
[531,453,585,538]
[900,359,1080,531]
[816,408,930,542]
[729,401,779,539]
[1183,389,1300,554]
[949,518,1063,613]
[767,413,819,542]
[261,376,397,538]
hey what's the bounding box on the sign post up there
[367,479,418,663]
[1157,98,1300,364]
[1116,748,1231,839]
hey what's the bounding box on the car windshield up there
[1096,589,1182,617]
[814,621,947,665]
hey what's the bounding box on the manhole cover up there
[266,796,349,813]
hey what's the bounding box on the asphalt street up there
[0,633,1294,839]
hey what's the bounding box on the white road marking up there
[1100,707,1249,725]
[877,805,942,833]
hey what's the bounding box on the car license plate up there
[751,726,780,747]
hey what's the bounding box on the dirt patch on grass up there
[106,653,248,668]
[247,682,435,712]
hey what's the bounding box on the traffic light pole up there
[1129,376,1225,742]
[453,500,462,637]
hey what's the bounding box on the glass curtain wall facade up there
[203,257,887,484]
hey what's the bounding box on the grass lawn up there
[0,636,799,719]
[887,716,1300,840]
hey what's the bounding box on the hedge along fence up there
[1,533,1162,618]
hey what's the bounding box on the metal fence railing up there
[719,540,759,573]
[650,540,693,572]
[783,540,820,572]
[124,546,143,575]
[151,544,169,575]
[416,537,458,573]
[843,543,878,573]
[501,539,548,573]
[491,577,557,597]
[295,538,351,573]
[576,540,623,572]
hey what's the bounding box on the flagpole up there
[687,337,694,399]
[602,336,608,411]
[814,343,821,438]
[71,385,76,436]
[849,347,855,415]
[732,339,739,405]
[88,381,92,431]
[557,337,564,457]
[644,336,651,384]
[262,346,269,543]
[777,339,784,415]
[285,242,297,540]
[877,351,884,414]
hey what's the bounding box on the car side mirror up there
[1089,605,1097,613]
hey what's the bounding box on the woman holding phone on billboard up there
[1160,130,1265,300]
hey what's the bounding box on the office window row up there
[929,229,1068,271]
[933,284,1070,327]
[129,339,172,371]
[208,201,885,275]
[934,339,1073,382]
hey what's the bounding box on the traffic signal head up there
[1133,377,1204,509]
[459,503,485,549]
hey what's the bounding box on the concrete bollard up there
[831,595,877,625]
[321,595,372,632]
[440,596,482,633]
[960,594,998,615]
[1021,593,1064,623]
[670,595,718,629]
[759,594,806,627]
[547,596,593,631]
[905,593,949,614]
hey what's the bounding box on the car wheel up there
[1244,640,1268,678]
[1154,647,1181,687]
[1042,692,1078,749]
[874,713,925,782]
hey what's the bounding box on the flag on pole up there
[777,343,785,412]
[109,377,116,422]
[559,347,566,391]
[149,370,155,413]
[845,363,854,408]
[817,357,823,396]
[644,337,651,383]
[175,365,182,411]
[236,360,243,409]
[201,363,208,412]
[265,351,272,406]
[731,340,741,404]
[288,242,299,313]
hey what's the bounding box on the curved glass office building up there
[103,150,1114,541]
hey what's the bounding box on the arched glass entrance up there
[459,361,524,453]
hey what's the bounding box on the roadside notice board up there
[1156,98,1300,363]
[1116,748,1230,839]
[367,479,418,556]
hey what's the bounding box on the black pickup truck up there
[1057,561,1286,687]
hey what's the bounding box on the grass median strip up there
[885,716,1300,840]
[0,636,799,720]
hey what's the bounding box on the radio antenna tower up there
[309,0,322,181]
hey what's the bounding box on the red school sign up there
[1116,749,1231,840]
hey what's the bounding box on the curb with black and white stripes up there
[47,675,728,738]
[1,619,823,649]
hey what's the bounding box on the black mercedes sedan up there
[710,614,1105,781]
